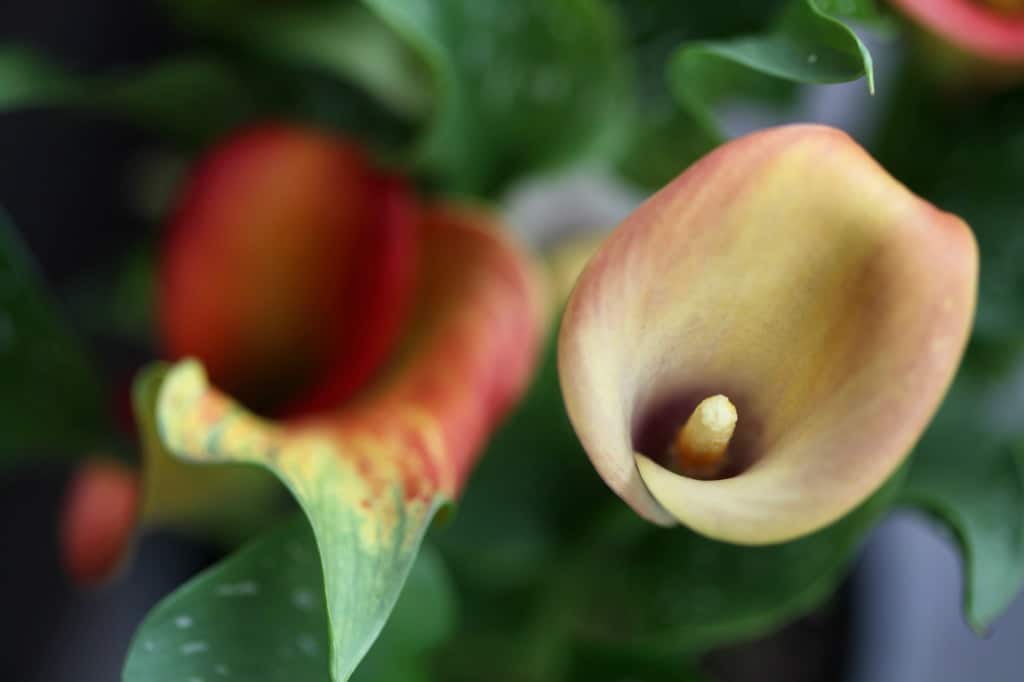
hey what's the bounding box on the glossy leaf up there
[672,0,876,133]
[0,209,111,462]
[0,48,258,144]
[124,514,455,682]
[145,205,543,680]
[622,0,878,187]
[901,378,1024,632]
[613,0,786,187]
[362,0,630,192]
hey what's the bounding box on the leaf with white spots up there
[124,514,456,682]
[126,209,542,680]
[0,208,113,463]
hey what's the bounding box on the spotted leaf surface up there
[142,205,544,680]
[123,514,456,682]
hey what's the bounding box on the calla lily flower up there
[61,124,545,592]
[160,124,419,416]
[890,0,1024,78]
[559,125,977,544]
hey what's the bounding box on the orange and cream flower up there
[61,124,546,589]
[559,124,977,544]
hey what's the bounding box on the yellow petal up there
[559,124,978,544]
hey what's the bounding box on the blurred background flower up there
[888,0,1024,83]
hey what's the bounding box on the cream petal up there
[559,124,978,543]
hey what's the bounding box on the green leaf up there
[124,514,456,682]
[436,335,606,590]
[147,356,449,682]
[351,539,456,682]
[900,378,1024,632]
[0,209,112,462]
[0,48,259,144]
[567,465,903,658]
[621,0,878,187]
[671,0,876,137]
[432,334,613,682]
[167,1,430,119]
[612,1,782,187]
[361,0,631,192]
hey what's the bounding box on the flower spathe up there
[60,125,546,590]
[890,0,1024,72]
[153,204,545,678]
[559,124,978,544]
[160,124,419,416]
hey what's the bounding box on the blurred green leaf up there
[64,243,158,347]
[621,0,878,187]
[0,209,112,463]
[567,466,902,658]
[434,332,617,682]
[565,647,710,682]
[436,334,607,590]
[0,45,413,156]
[923,120,1024,364]
[901,377,1024,632]
[0,48,258,144]
[124,514,456,682]
[613,0,785,187]
[671,0,877,114]
[167,1,430,119]
[362,0,630,192]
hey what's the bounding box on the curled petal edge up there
[559,124,978,544]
